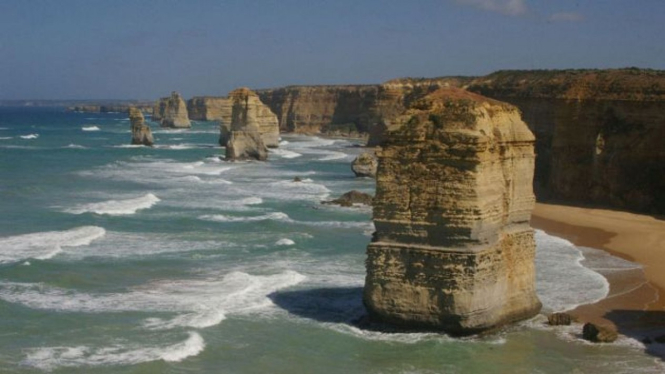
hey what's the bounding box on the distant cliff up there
[255,78,471,136]
[67,103,153,113]
[187,96,232,123]
[467,69,665,213]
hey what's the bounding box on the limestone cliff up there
[468,69,665,213]
[187,96,233,123]
[220,88,279,148]
[364,88,541,335]
[154,91,191,128]
[224,88,269,161]
[128,107,154,146]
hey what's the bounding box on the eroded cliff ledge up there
[364,88,541,335]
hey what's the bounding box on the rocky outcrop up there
[153,92,191,128]
[128,107,154,146]
[187,96,233,122]
[548,313,573,326]
[468,69,665,214]
[220,88,279,148]
[363,88,541,335]
[351,152,378,178]
[224,88,269,161]
[322,190,373,207]
[582,323,618,343]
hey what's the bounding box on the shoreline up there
[531,203,665,339]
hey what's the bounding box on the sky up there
[1,0,664,100]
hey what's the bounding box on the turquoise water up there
[0,107,662,373]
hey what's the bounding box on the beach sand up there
[531,203,665,338]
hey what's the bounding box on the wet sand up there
[531,203,665,333]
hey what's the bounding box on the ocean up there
[0,107,662,373]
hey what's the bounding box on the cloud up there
[549,12,585,22]
[453,0,528,16]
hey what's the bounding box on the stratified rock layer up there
[154,92,191,128]
[128,107,154,146]
[364,88,541,335]
[225,88,269,161]
[187,96,233,123]
[220,88,279,148]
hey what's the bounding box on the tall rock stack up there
[224,88,270,161]
[220,87,280,149]
[363,88,541,335]
[155,91,191,128]
[128,107,154,146]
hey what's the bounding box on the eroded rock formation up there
[351,152,378,178]
[129,107,154,146]
[322,190,373,207]
[364,88,541,335]
[154,91,191,128]
[220,88,279,149]
[224,88,269,161]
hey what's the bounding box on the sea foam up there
[64,193,160,215]
[23,332,205,370]
[81,126,100,131]
[0,226,106,264]
[20,134,39,139]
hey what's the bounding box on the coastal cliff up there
[224,88,270,161]
[153,91,191,128]
[187,96,233,123]
[364,88,541,334]
[467,69,665,213]
[129,107,154,146]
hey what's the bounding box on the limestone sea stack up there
[155,91,191,128]
[219,88,279,148]
[129,107,154,146]
[363,88,541,335]
[224,88,269,161]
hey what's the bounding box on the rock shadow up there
[268,287,366,325]
[604,310,665,361]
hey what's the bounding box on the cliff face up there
[220,88,279,148]
[364,88,541,334]
[153,92,191,128]
[468,69,665,213]
[187,97,233,123]
[224,88,270,161]
[256,85,379,134]
[128,107,154,146]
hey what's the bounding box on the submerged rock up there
[582,323,618,343]
[225,88,269,161]
[128,107,154,146]
[322,190,373,207]
[363,88,541,335]
[155,91,191,128]
[548,313,573,326]
[351,152,378,178]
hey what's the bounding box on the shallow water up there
[0,107,662,373]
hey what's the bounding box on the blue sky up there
[1,0,664,99]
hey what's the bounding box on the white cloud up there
[549,12,585,22]
[453,0,529,16]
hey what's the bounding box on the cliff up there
[467,69,665,213]
[187,96,233,123]
[219,88,279,148]
[364,88,541,334]
[224,88,270,161]
[67,103,153,113]
[153,91,191,128]
[128,107,154,146]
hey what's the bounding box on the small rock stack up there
[129,107,154,146]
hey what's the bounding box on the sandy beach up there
[531,203,665,336]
